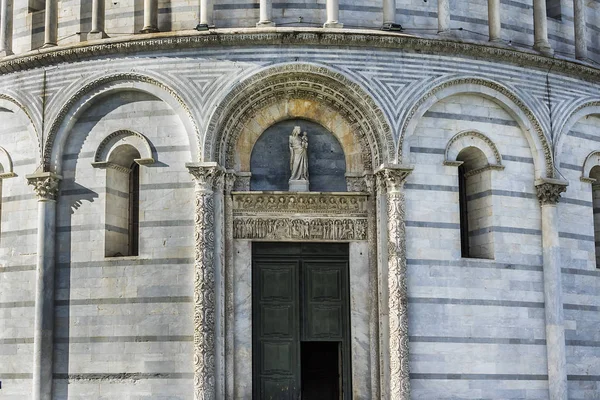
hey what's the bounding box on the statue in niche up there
[289,126,309,191]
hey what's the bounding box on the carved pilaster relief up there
[187,163,224,400]
[26,172,62,201]
[535,178,568,205]
[375,165,413,400]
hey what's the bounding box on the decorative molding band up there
[232,192,369,215]
[535,178,568,205]
[445,130,503,167]
[581,150,600,182]
[26,172,62,201]
[233,217,367,241]
[463,164,505,178]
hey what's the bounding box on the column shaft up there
[89,0,106,39]
[533,0,553,55]
[324,0,343,28]
[257,0,274,26]
[488,0,501,41]
[141,0,158,33]
[438,0,450,33]
[573,0,587,60]
[0,0,13,55]
[383,0,396,25]
[44,0,58,47]
[200,0,213,26]
[536,180,568,400]
[224,173,235,399]
[27,172,61,400]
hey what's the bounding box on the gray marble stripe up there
[559,232,595,242]
[423,111,519,127]
[560,162,581,172]
[57,257,193,269]
[567,130,600,142]
[405,183,458,192]
[141,182,194,190]
[153,145,190,153]
[0,373,33,379]
[76,109,174,123]
[409,147,445,155]
[139,220,194,228]
[55,296,192,306]
[57,224,102,233]
[61,147,189,162]
[407,259,543,272]
[3,193,36,203]
[0,264,36,273]
[409,297,545,308]
[0,337,34,344]
[500,0,531,10]
[60,188,100,197]
[53,372,193,380]
[562,268,600,277]
[0,301,35,308]
[13,158,36,167]
[564,303,600,312]
[405,221,459,229]
[502,154,534,164]
[409,336,546,345]
[396,8,437,18]
[54,335,192,344]
[106,187,129,198]
[410,373,547,380]
[106,224,129,235]
[468,226,492,237]
[62,152,95,161]
[2,228,37,237]
[215,3,259,9]
[560,197,592,207]
[567,375,600,381]
[467,189,536,201]
[566,340,600,347]
[493,226,541,236]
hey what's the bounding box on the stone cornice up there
[0,28,599,82]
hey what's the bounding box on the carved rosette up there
[375,166,412,400]
[26,172,62,201]
[535,179,568,206]
[187,164,224,400]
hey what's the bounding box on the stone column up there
[200,0,213,26]
[533,0,553,56]
[88,0,106,39]
[141,0,158,33]
[187,162,224,400]
[324,0,343,28]
[383,0,396,25]
[438,0,450,34]
[488,0,501,42]
[43,0,58,47]
[0,0,13,56]
[223,172,236,400]
[375,165,413,400]
[535,178,568,400]
[573,0,587,60]
[26,172,61,400]
[257,0,275,27]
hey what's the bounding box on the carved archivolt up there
[92,130,154,167]
[399,77,553,178]
[445,130,504,169]
[0,146,16,178]
[204,63,395,171]
[581,150,600,183]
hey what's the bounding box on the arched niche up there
[581,150,600,183]
[92,129,155,169]
[250,119,347,192]
[444,130,504,171]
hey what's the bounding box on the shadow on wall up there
[250,119,347,192]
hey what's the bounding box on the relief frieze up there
[233,217,367,241]
[232,192,369,215]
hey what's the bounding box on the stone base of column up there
[437,29,453,37]
[42,43,57,48]
[534,40,554,56]
[324,22,343,28]
[140,26,159,34]
[88,31,107,40]
[256,21,275,27]
[489,37,502,43]
[0,49,13,57]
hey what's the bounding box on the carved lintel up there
[374,164,413,194]
[233,217,367,241]
[26,172,62,201]
[535,178,568,205]
[232,192,369,215]
[187,162,225,192]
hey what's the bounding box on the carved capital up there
[535,178,568,205]
[374,164,413,194]
[224,171,236,194]
[26,172,62,201]
[187,162,224,192]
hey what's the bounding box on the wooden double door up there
[252,243,352,400]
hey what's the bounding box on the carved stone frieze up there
[232,192,369,215]
[234,217,367,241]
[26,172,62,201]
[535,178,568,205]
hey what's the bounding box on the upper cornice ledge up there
[0,27,597,81]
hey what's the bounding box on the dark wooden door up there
[253,243,351,400]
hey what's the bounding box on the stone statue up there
[289,126,309,191]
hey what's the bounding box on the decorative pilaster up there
[26,172,61,400]
[141,0,158,33]
[43,0,58,47]
[187,162,224,400]
[257,0,275,27]
[488,0,501,42]
[535,178,568,400]
[0,0,13,56]
[88,0,107,40]
[573,0,587,60]
[375,164,413,400]
[532,0,553,56]
[437,0,450,34]
[324,0,343,28]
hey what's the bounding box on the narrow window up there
[546,0,562,20]
[457,147,494,259]
[128,162,140,256]
[590,166,600,268]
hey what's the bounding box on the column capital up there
[26,172,62,201]
[535,178,568,205]
[186,162,225,191]
[374,164,413,193]
[224,170,236,194]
